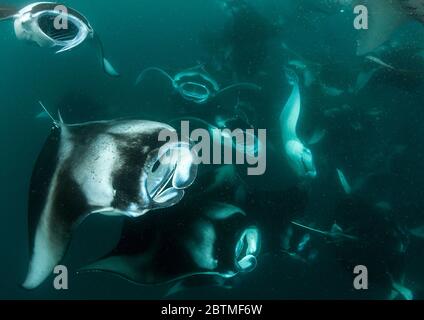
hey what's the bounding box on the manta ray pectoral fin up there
[22,220,63,289]
[24,125,96,289]
[23,208,93,289]
[23,209,86,289]
[280,68,301,142]
[78,255,143,284]
[80,201,250,286]
[356,0,408,55]
[206,202,246,220]
[102,58,120,77]
[0,7,17,21]
[184,61,207,73]
[134,67,174,86]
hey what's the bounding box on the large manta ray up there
[23,116,198,289]
[79,201,260,286]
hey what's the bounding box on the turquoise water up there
[1,0,424,299]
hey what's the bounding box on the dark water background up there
[0,0,424,299]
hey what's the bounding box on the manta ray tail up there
[92,33,120,77]
[134,67,174,86]
[0,7,17,21]
[356,0,408,55]
[291,221,329,236]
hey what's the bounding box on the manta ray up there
[23,108,198,289]
[304,0,424,55]
[279,69,317,179]
[0,2,119,77]
[135,65,261,104]
[79,201,260,286]
[352,0,424,55]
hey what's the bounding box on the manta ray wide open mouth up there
[37,13,80,42]
[180,82,211,101]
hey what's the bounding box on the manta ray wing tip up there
[21,275,41,290]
